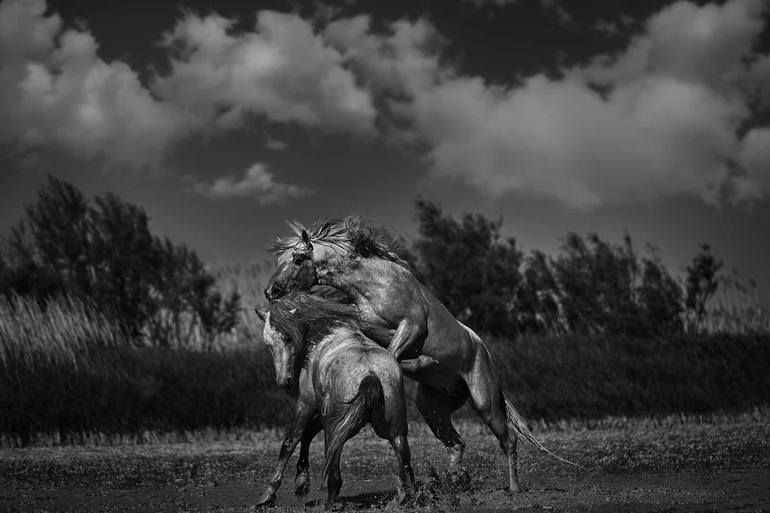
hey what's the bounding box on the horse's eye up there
[292,253,308,265]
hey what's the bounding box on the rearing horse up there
[265,219,580,493]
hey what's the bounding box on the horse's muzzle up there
[264,284,282,301]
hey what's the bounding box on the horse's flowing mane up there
[270,217,410,269]
[266,291,394,350]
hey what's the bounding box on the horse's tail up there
[505,398,584,469]
[458,321,583,469]
[322,374,384,484]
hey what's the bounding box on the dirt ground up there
[1,413,769,512]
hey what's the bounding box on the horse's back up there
[316,328,401,397]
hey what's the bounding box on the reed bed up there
[699,270,770,335]
[0,294,120,369]
[1,293,768,447]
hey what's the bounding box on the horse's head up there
[265,223,350,300]
[255,291,358,387]
[264,259,318,301]
[255,304,300,388]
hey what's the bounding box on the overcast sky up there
[1,0,769,293]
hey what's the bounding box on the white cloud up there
[580,0,766,92]
[190,163,312,204]
[264,136,288,151]
[153,10,376,134]
[328,0,770,207]
[0,0,197,170]
[0,1,376,173]
[2,0,769,208]
[738,128,770,197]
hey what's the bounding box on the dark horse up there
[254,292,415,510]
[265,219,580,493]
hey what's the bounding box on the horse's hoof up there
[295,473,310,497]
[508,482,523,493]
[447,467,470,483]
[417,355,438,366]
[255,490,276,508]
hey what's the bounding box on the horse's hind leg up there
[373,393,415,503]
[323,428,343,511]
[295,414,322,498]
[464,352,521,493]
[416,384,467,472]
[388,432,415,503]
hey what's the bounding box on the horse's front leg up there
[399,354,439,373]
[295,414,322,498]
[387,318,426,360]
[256,403,315,508]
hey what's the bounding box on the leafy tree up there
[3,178,88,298]
[88,193,159,338]
[684,244,723,333]
[515,250,565,334]
[637,246,683,336]
[412,199,523,335]
[0,176,240,347]
[551,232,605,333]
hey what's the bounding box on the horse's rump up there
[322,374,385,483]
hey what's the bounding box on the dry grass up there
[0,294,120,369]
[700,270,770,335]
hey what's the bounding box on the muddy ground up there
[1,413,768,512]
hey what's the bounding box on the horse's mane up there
[270,217,410,270]
[266,291,360,348]
[266,291,393,351]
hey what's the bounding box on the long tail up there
[322,374,385,483]
[505,398,584,469]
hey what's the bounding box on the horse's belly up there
[408,366,467,398]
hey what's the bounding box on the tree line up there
[0,178,725,344]
[405,199,723,337]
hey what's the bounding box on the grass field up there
[1,410,768,512]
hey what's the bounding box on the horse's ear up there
[254,307,267,322]
[301,229,311,245]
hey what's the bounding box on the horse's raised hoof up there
[416,355,439,368]
[295,471,310,498]
[255,489,276,508]
[508,481,523,494]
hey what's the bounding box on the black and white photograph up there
[1,0,769,511]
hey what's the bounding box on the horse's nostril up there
[265,285,281,300]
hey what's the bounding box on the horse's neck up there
[317,258,373,297]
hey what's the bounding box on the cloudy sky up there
[1,0,769,291]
